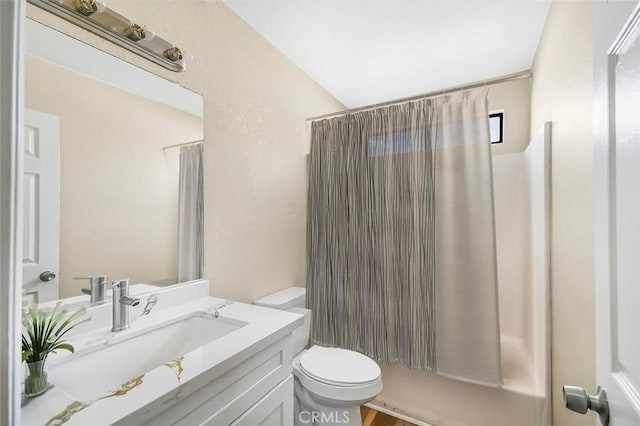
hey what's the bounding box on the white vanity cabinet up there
[21,282,303,426]
[129,335,294,426]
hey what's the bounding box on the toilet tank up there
[254,287,310,355]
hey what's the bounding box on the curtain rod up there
[162,139,203,150]
[306,70,532,122]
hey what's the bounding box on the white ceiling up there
[225,0,551,108]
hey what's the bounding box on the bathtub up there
[371,123,551,426]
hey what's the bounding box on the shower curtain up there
[177,144,204,282]
[307,90,502,385]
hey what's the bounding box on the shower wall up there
[494,122,551,420]
[373,123,551,426]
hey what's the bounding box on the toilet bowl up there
[254,287,383,426]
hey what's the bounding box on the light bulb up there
[95,1,106,13]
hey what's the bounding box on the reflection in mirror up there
[23,31,204,307]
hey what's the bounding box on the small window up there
[489,112,503,144]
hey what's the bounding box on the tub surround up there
[21,280,303,425]
[373,123,551,426]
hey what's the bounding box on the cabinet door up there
[228,375,294,426]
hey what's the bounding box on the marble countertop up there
[21,280,303,425]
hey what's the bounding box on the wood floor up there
[360,406,417,426]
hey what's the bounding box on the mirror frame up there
[1,1,25,424]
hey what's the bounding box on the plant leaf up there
[50,342,74,354]
[21,303,89,363]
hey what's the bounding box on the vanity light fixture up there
[27,0,186,72]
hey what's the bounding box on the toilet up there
[254,287,383,426]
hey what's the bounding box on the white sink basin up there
[48,313,246,400]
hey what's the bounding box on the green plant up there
[22,303,91,364]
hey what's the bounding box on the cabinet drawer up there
[228,375,293,426]
[138,334,292,426]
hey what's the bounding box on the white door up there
[583,1,640,425]
[22,108,60,305]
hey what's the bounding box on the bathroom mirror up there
[22,19,204,306]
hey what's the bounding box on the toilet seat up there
[299,345,381,387]
[294,345,383,402]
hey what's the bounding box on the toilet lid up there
[299,346,381,386]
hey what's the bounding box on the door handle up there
[563,385,609,425]
[39,270,56,282]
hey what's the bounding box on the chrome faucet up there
[111,279,140,332]
[75,275,108,304]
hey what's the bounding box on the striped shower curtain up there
[306,90,502,385]
[177,144,204,282]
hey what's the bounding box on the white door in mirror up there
[22,108,60,305]
[590,1,640,425]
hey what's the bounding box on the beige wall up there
[530,2,594,425]
[25,55,203,298]
[489,77,532,155]
[26,1,344,303]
